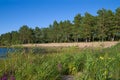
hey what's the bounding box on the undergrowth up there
[0,43,120,80]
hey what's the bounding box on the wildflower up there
[100,56,104,60]
[1,73,8,80]
[72,67,76,71]
[10,75,15,80]
[104,70,107,75]
[103,70,108,79]
[1,76,7,80]
[108,57,112,60]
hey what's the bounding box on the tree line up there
[0,8,120,46]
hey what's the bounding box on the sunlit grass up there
[0,43,120,80]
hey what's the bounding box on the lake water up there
[0,47,58,58]
[0,47,44,56]
[0,48,14,57]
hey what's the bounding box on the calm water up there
[0,47,58,58]
[0,48,14,57]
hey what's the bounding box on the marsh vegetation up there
[0,43,120,80]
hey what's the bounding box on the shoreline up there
[12,41,119,48]
[0,41,119,48]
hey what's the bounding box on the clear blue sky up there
[0,0,120,34]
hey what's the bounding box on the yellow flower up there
[103,70,108,77]
[100,56,104,60]
[72,67,76,71]
[108,57,113,60]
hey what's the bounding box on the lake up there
[0,48,14,57]
[0,47,60,58]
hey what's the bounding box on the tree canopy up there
[0,8,120,46]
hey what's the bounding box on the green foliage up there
[0,32,12,46]
[11,31,20,44]
[19,25,34,44]
[81,12,96,42]
[0,7,120,45]
[34,27,42,43]
[1,43,120,79]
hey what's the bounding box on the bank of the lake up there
[0,41,118,57]
[13,41,119,48]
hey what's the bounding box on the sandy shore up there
[18,41,119,48]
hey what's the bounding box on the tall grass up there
[0,44,120,80]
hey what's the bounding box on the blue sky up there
[0,0,120,34]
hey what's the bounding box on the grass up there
[0,43,120,80]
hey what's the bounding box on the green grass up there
[0,44,120,80]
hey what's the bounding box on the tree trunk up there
[101,37,104,42]
[85,38,88,42]
[111,36,115,41]
[88,37,90,42]
[92,36,94,42]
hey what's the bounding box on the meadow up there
[0,43,120,80]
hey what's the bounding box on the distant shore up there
[12,41,119,48]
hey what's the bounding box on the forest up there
[0,8,120,46]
